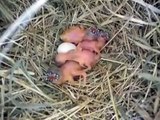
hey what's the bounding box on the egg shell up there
[57,42,76,53]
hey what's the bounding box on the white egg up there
[57,42,76,53]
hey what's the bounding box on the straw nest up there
[0,0,160,120]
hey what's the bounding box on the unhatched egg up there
[57,42,76,53]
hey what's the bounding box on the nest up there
[0,0,160,119]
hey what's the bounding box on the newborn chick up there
[83,26,100,41]
[47,67,61,83]
[47,61,87,85]
[77,31,109,55]
[55,49,100,71]
[60,25,86,44]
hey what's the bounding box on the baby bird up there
[48,25,109,85]
[60,25,86,44]
[82,26,100,41]
[47,61,87,85]
[77,34,108,55]
[60,26,102,44]
[55,49,100,71]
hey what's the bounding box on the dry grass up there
[0,0,160,120]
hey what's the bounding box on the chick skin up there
[47,61,87,85]
[55,49,100,70]
[60,25,86,44]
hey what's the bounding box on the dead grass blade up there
[135,107,152,120]
[107,70,119,120]
[154,111,160,120]
[138,73,160,82]
[131,0,160,14]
